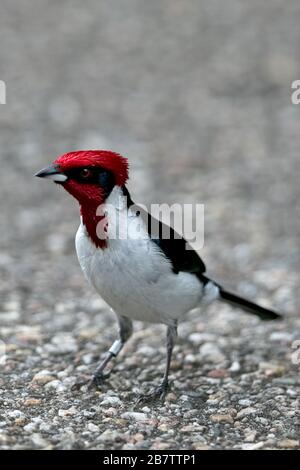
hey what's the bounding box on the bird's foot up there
[71,375,91,391]
[87,371,110,390]
[135,382,169,406]
[71,371,110,391]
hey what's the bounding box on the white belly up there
[75,223,203,325]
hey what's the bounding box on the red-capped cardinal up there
[36,150,281,402]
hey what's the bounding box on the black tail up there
[219,288,281,321]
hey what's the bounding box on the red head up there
[35,150,129,248]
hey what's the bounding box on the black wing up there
[122,186,206,277]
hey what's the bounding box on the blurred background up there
[0,0,299,450]
[1,0,299,313]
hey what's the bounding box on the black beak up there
[35,164,68,183]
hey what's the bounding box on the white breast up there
[75,187,205,325]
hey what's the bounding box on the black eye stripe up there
[98,170,115,197]
[64,167,115,197]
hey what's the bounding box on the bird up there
[35,150,281,402]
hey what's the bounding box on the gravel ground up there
[0,0,299,450]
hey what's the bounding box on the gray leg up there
[136,323,177,404]
[88,316,133,389]
[161,323,178,392]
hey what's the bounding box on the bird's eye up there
[80,168,92,179]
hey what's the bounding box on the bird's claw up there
[135,383,168,407]
[87,371,109,390]
[71,371,109,391]
[71,375,91,391]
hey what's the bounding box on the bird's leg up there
[136,323,177,405]
[88,315,133,389]
[73,316,132,390]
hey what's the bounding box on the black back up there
[122,186,206,278]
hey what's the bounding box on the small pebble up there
[278,439,299,449]
[121,412,148,422]
[210,414,234,424]
[24,398,42,407]
[237,408,258,419]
